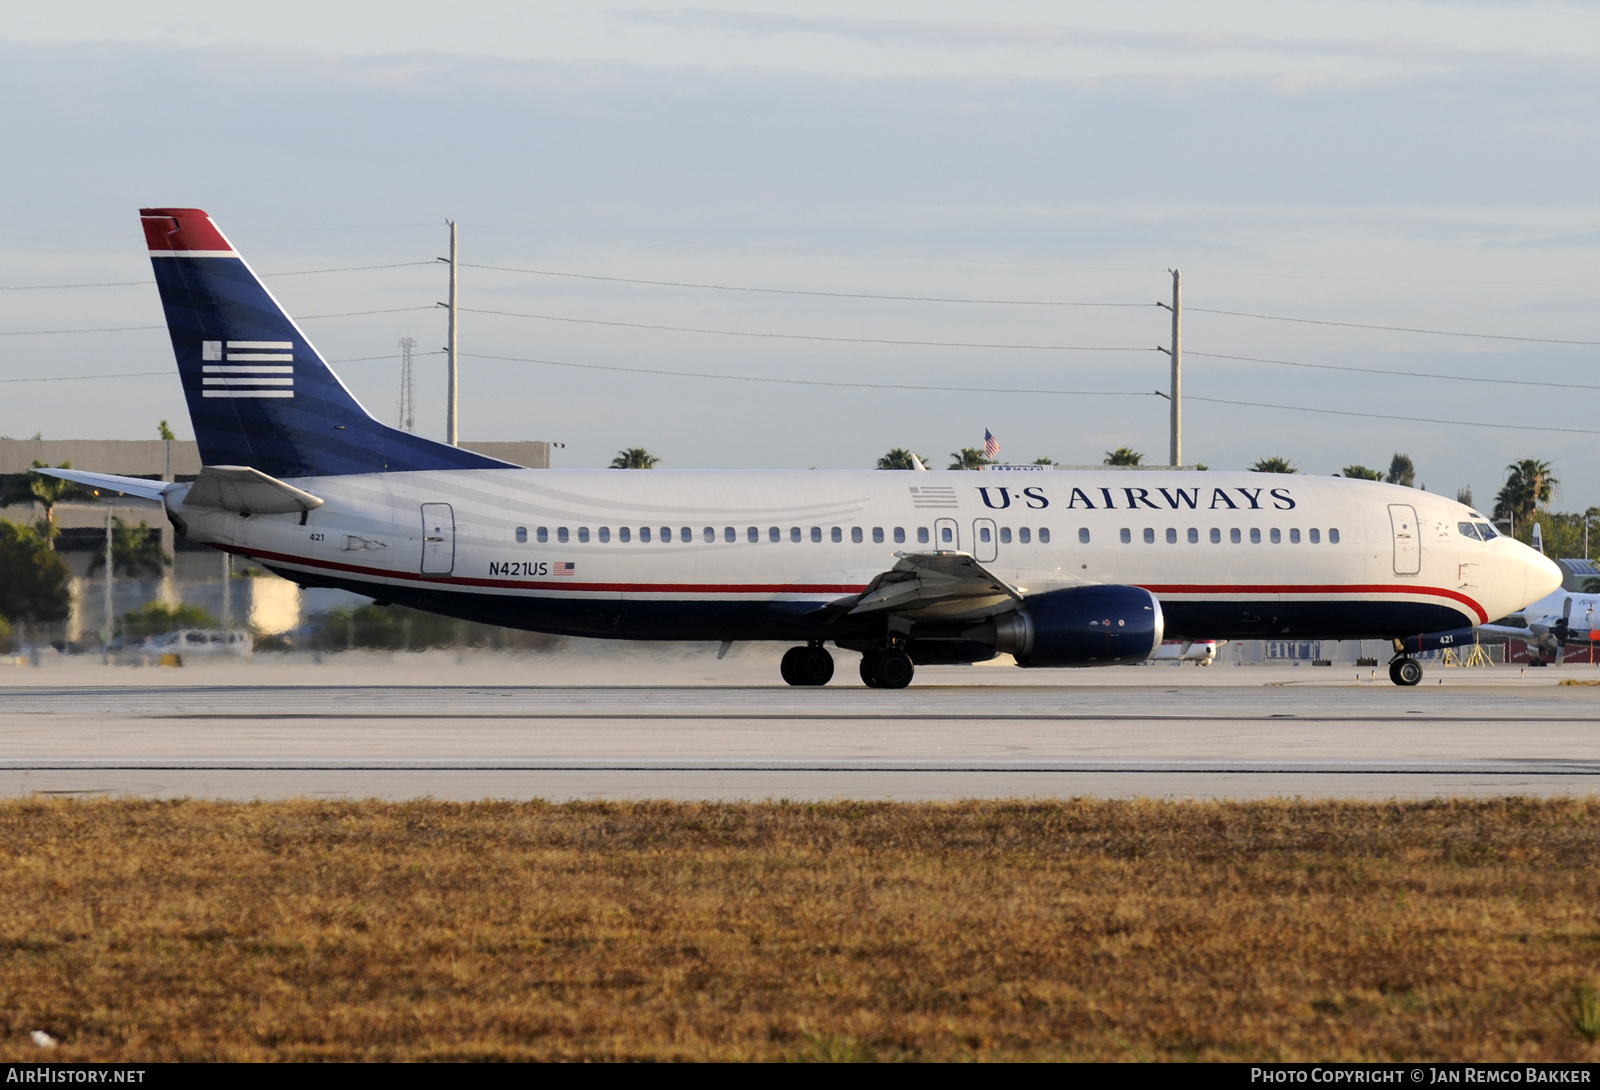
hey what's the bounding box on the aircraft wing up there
[34,468,173,502]
[821,551,1025,623]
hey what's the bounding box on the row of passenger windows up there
[513,525,1053,545]
[1119,527,1341,545]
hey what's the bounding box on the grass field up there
[2,797,1599,1061]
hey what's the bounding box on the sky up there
[1,1,1598,510]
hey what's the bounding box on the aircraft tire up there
[797,646,834,686]
[859,655,882,688]
[869,648,915,690]
[1389,658,1423,686]
[779,646,808,686]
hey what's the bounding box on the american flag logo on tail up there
[983,429,1000,460]
[553,562,575,577]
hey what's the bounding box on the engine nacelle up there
[989,585,1165,667]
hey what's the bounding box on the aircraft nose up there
[1525,549,1563,605]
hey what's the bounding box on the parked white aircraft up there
[46,208,1562,688]
[1479,587,1600,665]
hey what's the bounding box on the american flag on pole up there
[983,429,1000,460]
[553,562,575,577]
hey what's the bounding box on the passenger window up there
[639,527,650,542]
[851,527,863,543]
[979,527,991,543]
[725,527,736,543]
[873,527,885,544]
[1077,528,1088,544]
[770,527,780,542]
[749,527,760,543]
[1000,527,1011,544]
[1270,528,1281,544]
[812,527,823,543]
[1120,528,1131,544]
[940,526,953,544]
[1458,522,1481,540]
[619,527,630,542]
[832,527,843,543]
[1210,528,1221,543]
[558,527,569,544]
[1230,528,1242,544]
[662,527,672,543]
[579,527,590,543]
[918,528,930,544]
[1187,528,1198,544]
[1289,528,1300,544]
[598,527,610,543]
[1020,527,1032,544]
[680,527,691,543]
[791,527,801,542]
[1143,528,1155,544]
[1166,528,1177,544]
[515,526,527,544]
[1039,528,1050,543]
[894,528,905,544]
[1309,528,1320,544]
[704,527,715,543]
[1329,528,1341,544]
[1250,528,1262,544]
[537,527,548,543]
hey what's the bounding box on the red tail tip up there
[140,208,234,253]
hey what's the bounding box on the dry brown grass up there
[1,797,1599,1061]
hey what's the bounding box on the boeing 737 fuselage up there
[47,209,1562,688]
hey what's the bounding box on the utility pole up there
[440,220,459,446]
[101,505,113,649]
[1155,270,1182,466]
[397,336,416,432]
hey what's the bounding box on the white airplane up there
[45,208,1562,688]
[1152,639,1222,664]
[1478,586,1600,666]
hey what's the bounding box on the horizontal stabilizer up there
[184,465,324,514]
[34,468,173,502]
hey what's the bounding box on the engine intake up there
[988,585,1164,667]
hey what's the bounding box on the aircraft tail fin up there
[140,208,512,478]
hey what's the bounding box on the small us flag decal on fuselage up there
[201,340,295,398]
[553,562,575,576]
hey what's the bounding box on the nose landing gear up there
[780,644,834,686]
[1388,656,1423,686]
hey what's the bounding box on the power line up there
[1186,395,1600,437]
[1187,306,1600,346]
[1186,350,1600,393]
[0,371,167,384]
[459,351,1155,397]
[459,307,1151,352]
[0,261,437,292]
[460,262,1148,307]
[0,324,162,337]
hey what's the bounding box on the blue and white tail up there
[141,207,511,479]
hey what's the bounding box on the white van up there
[146,629,253,657]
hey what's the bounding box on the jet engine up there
[981,584,1164,667]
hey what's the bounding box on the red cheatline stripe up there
[1139,583,1486,624]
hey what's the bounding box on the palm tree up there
[1456,486,1474,508]
[876,448,927,470]
[1386,453,1415,487]
[1250,456,1297,474]
[1494,459,1557,527]
[609,448,659,469]
[86,518,170,579]
[1,461,95,549]
[1339,465,1383,481]
[1103,447,1143,466]
[948,448,991,470]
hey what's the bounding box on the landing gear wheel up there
[781,645,834,686]
[866,648,914,690]
[1389,657,1423,686]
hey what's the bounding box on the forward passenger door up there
[1389,504,1420,576]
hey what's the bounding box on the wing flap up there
[833,551,1025,621]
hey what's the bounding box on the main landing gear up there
[780,644,834,687]
[859,648,915,690]
[1389,656,1423,687]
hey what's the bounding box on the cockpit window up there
[1476,522,1497,539]
[1459,521,1482,541]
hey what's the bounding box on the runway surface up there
[4,656,1598,799]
